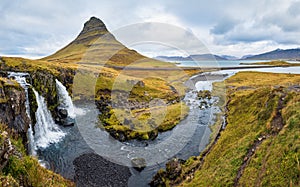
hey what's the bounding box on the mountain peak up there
[43,17,147,65]
[80,16,108,35]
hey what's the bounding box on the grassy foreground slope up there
[177,72,300,186]
[0,123,73,186]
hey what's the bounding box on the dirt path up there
[233,91,286,186]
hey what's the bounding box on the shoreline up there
[77,62,291,71]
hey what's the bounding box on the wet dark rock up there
[0,82,30,144]
[165,158,183,180]
[109,130,127,142]
[55,109,75,126]
[118,132,126,142]
[199,100,209,109]
[136,80,145,87]
[123,118,131,125]
[148,129,159,140]
[197,90,211,100]
[58,109,68,118]
[131,157,146,172]
[60,117,75,127]
[73,153,131,187]
[150,158,184,186]
[149,169,167,187]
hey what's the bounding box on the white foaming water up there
[32,89,65,149]
[8,72,36,155]
[55,79,76,118]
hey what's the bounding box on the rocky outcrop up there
[0,79,30,143]
[30,70,59,111]
[0,131,20,172]
[150,158,184,186]
[29,68,75,126]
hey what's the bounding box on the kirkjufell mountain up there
[43,17,164,66]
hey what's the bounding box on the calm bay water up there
[174,60,299,68]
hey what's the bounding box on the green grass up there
[180,72,300,186]
[0,124,74,187]
[100,102,189,140]
[150,72,300,186]
[239,93,300,186]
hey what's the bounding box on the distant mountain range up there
[156,48,300,61]
[242,48,300,60]
[155,54,227,61]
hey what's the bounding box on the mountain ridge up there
[243,48,300,60]
[155,54,228,61]
[156,48,300,61]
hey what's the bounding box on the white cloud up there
[0,0,299,58]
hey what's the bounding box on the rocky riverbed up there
[74,153,131,187]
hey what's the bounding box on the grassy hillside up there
[152,72,300,186]
[0,123,73,187]
[181,72,300,186]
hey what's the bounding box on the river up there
[23,66,300,186]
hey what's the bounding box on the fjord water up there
[175,60,299,68]
[175,60,268,67]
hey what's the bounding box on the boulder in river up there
[56,109,75,126]
[131,157,146,171]
[58,108,68,118]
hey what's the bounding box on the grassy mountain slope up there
[43,17,171,68]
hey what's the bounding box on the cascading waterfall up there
[32,89,65,149]
[8,72,36,155]
[8,72,66,152]
[55,79,75,118]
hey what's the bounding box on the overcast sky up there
[1,0,300,59]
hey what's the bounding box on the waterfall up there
[9,72,66,151]
[32,89,65,149]
[8,72,36,155]
[55,79,75,118]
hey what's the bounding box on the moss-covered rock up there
[0,78,30,144]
